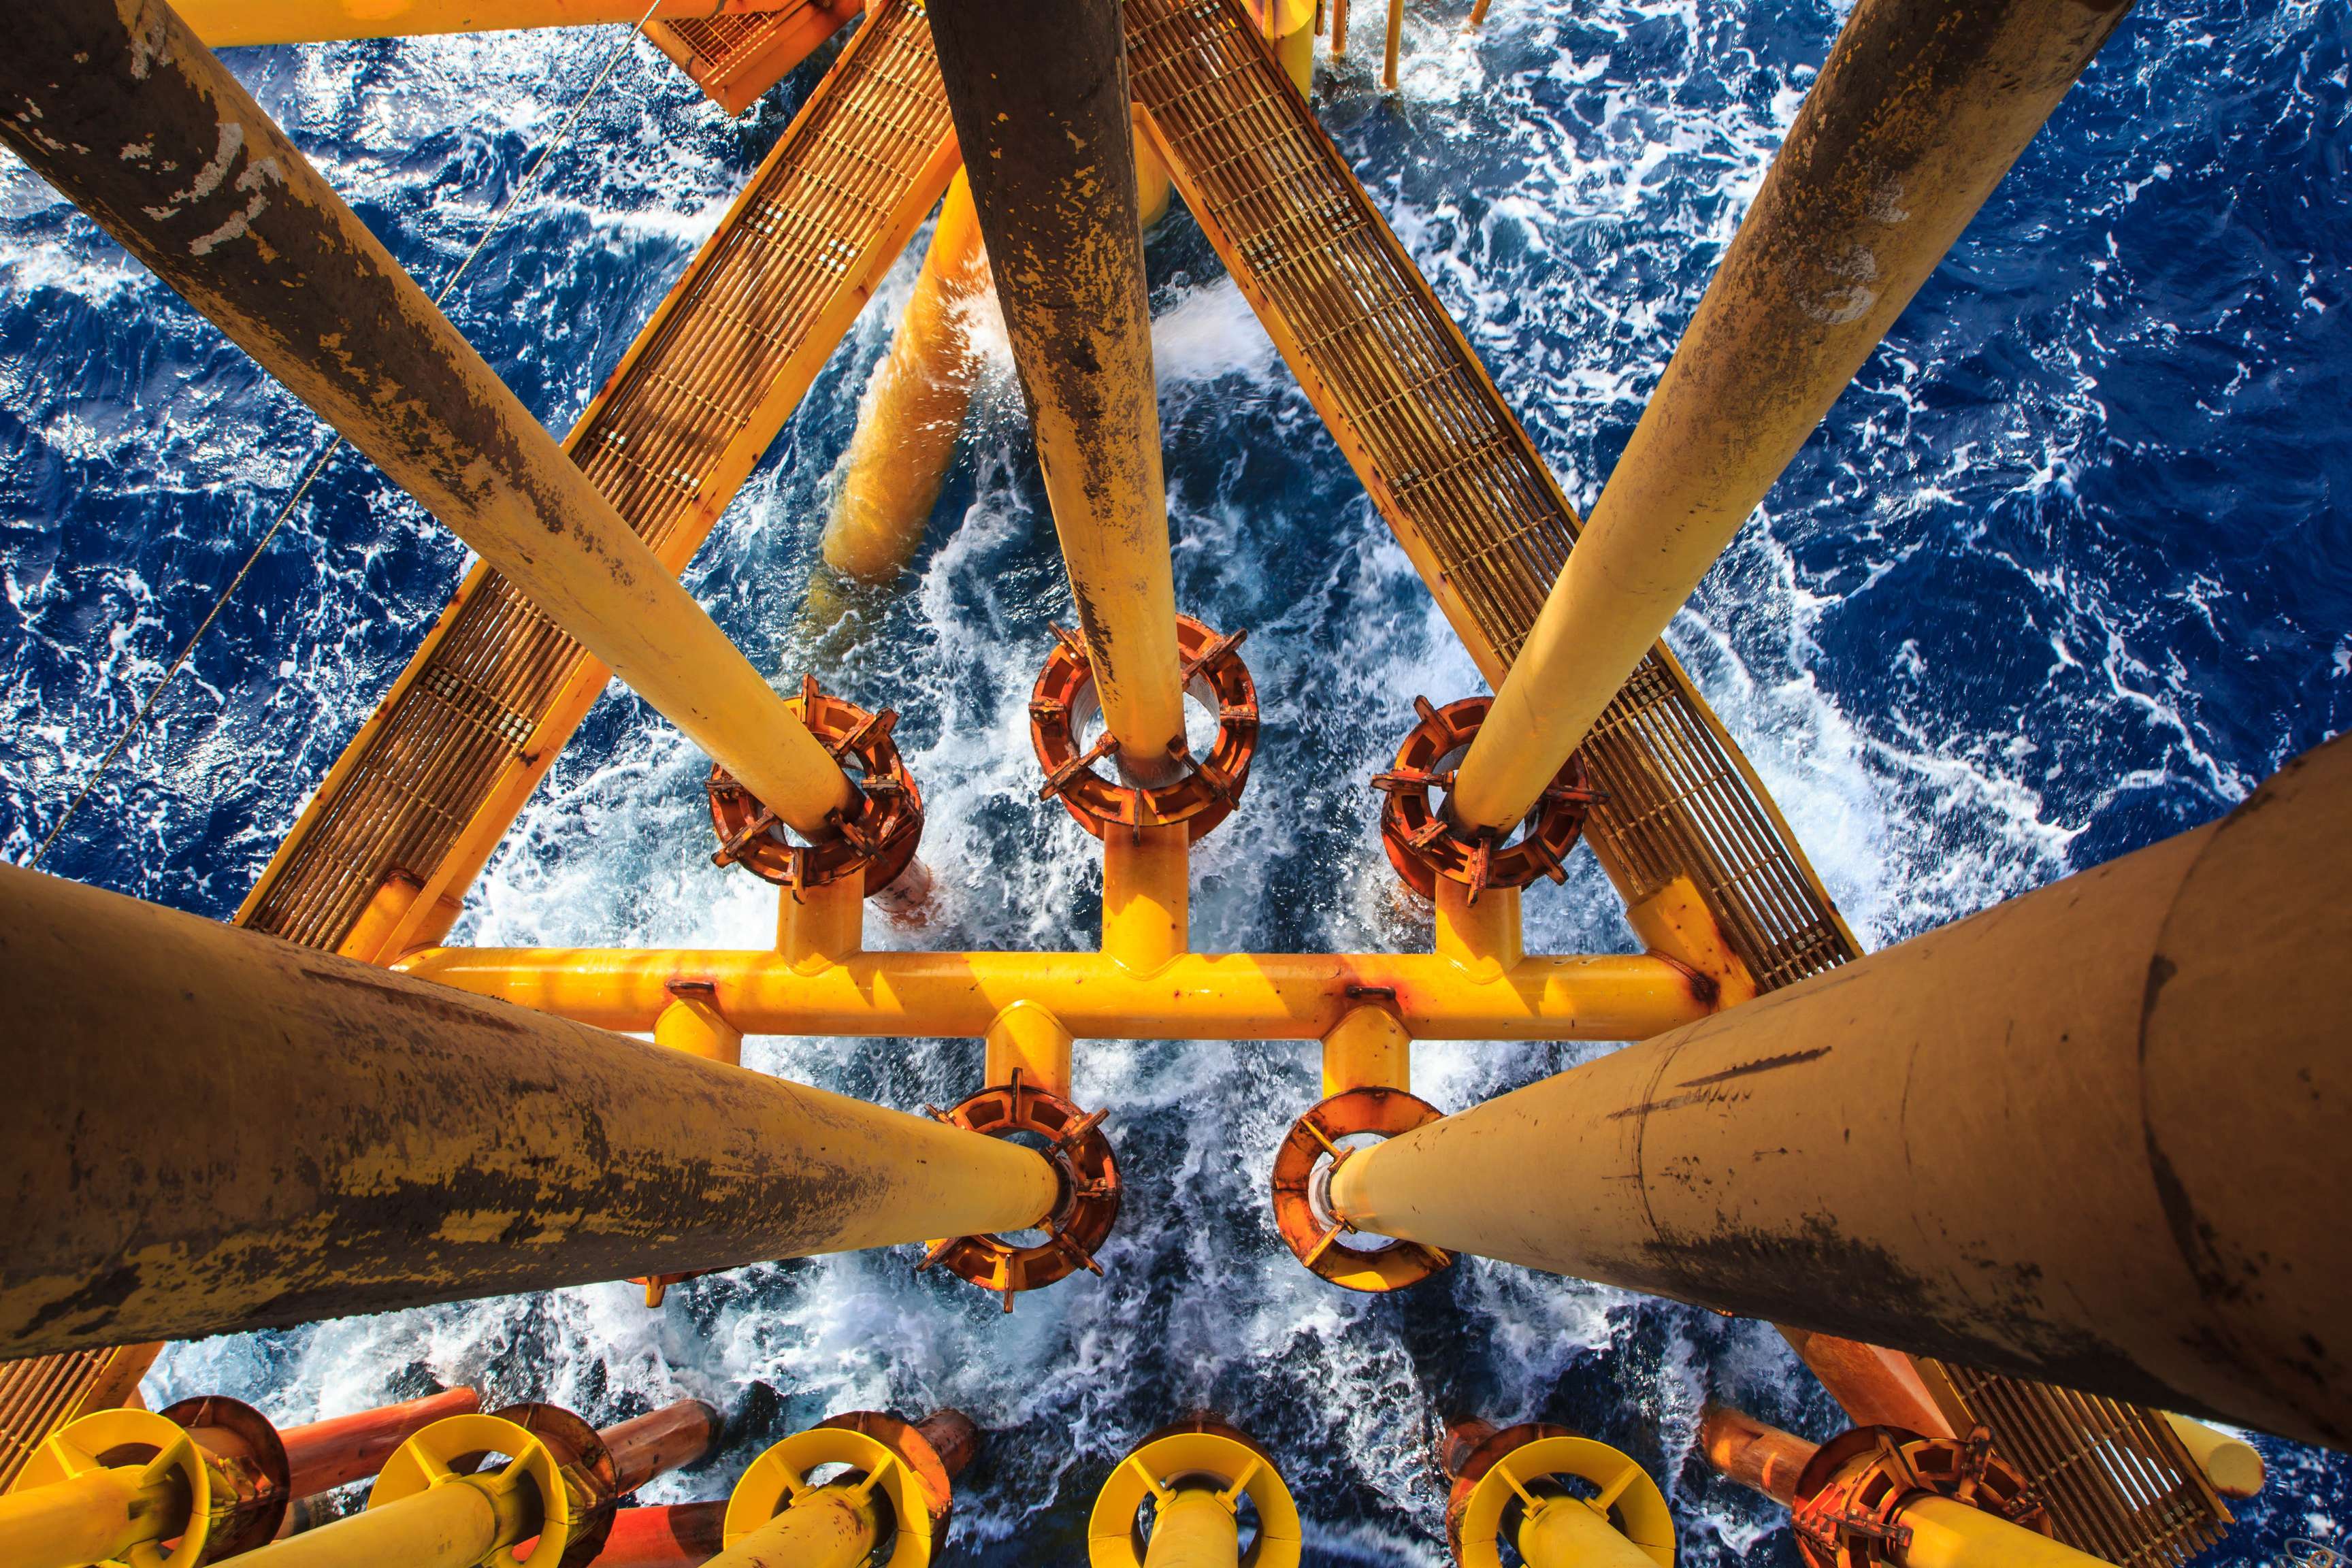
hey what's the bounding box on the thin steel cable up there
[22,3,663,871]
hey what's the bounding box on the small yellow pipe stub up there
[985,1002,1075,1099]
[1321,1006,1409,1096]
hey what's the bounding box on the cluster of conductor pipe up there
[0,1377,2268,1568]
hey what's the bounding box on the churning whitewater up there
[3,0,2348,1561]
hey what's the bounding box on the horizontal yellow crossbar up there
[397,947,1715,1042]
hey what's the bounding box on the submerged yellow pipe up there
[819,173,992,595]
[174,0,805,48]
[397,945,1714,1041]
[819,116,1173,620]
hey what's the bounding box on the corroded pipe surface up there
[0,864,1059,1357]
[591,1502,728,1568]
[0,0,854,836]
[928,0,1188,777]
[397,946,1716,1041]
[1699,1406,1817,1505]
[175,0,801,46]
[913,1409,981,1482]
[1333,735,2352,1447]
[1451,0,2133,831]
[280,1389,483,1497]
[602,1401,721,1495]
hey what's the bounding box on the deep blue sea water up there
[3,0,2348,1563]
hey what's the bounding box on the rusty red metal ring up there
[1375,695,1599,902]
[918,1076,1121,1311]
[1442,1422,1574,1563]
[487,1403,623,1568]
[1271,1088,1454,1293]
[159,1396,292,1558]
[707,675,924,894]
[1790,1426,2051,1568]
[1027,616,1260,840]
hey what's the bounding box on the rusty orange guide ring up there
[158,1395,293,1558]
[1028,617,1259,840]
[919,1075,1121,1311]
[708,675,924,894]
[1375,696,1599,902]
[1271,1088,1453,1292]
[492,1402,625,1568]
[1791,1426,2051,1568]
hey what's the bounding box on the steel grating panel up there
[1127,0,1858,993]
[650,0,866,116]
[1129,4,2232,1558]
[1928,1360,2232,1568]
[238,0,954,953]
[0,1345,159,1489]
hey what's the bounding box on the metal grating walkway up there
[649,0,864,116]
[1929,1360,2232,1568]
[0,1345,158,1490]
[236,0,956,956]
[1127,2,2232,1560]
[1126,0,1858,994]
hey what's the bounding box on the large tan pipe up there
[1450,0,2133,832]
[173,0,801,48]
[928,0,1188,779]
[0,863,1059,1357]
[1332,735,2352,1448]
[0,0,855,837]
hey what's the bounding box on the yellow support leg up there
[986,1002,1075,1098]
[1321,1007,1409,1096]
[1103,823,1190,971]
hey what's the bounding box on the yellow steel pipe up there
[1145,1486,1241,1568]
[2164,1413,2265,1499]
[246,1476,512,1568]
[1518,1498,1659,1568]
[0,0,855,838]
[174,0,801,47]
[0,863,1058,1358]
[1102,823,1190,971]
[930,0,1188,778]
[0,1467,172,1568]
[708,1490,877,1568]
[397,946,1716,1042]
[1449,0,2133,832]
[1330,733,2352,1447]
[819,172,992,594]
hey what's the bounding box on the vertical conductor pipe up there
[0,864,1061,1356]
[1145,1487,1241,1568]
[1448,0,2133,833]
[0,0,855,836]
[1328,735,2352,1448]
[927,0,1189,782]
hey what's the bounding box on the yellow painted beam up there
[176,0,800,48]
[397,945,1717,1041]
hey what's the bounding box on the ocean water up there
[3,0,2347,1562]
